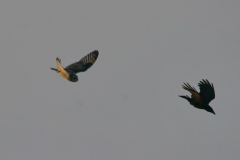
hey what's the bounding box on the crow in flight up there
[179,79,215,114]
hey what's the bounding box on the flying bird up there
[179,79,215,114]
[51,50,99,82]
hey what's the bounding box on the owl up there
[51,50,99,82]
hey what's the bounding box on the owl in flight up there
[51,50,99,82]
[179,79,215,114]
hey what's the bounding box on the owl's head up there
[70,74,78,82]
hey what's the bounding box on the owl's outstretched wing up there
[65,50,99,74]
[55,58,70,80]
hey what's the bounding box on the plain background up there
[0,1,240,160]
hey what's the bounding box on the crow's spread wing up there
[198,79,215,104]
[182,82,203,103]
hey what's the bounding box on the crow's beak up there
[211,110,215,115]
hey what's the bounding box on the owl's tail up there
[50,68,60,73]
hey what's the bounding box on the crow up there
[179,79,215,114]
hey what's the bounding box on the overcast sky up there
[0,1,240,160]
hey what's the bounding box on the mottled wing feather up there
[65,50,99,74]
[182,82,203,103]
[198,79,215,104]
[79,50,98,65]
[64,61,83,73]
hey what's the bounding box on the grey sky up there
[0,1,240,160]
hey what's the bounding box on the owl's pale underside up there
[51,50,99,82]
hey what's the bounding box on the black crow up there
[179,79,215,114]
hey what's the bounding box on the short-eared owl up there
[51,50,99,82]
[179,79,215,114]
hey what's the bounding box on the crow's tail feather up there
[179,95,191,101]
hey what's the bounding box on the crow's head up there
[205,105,215,115]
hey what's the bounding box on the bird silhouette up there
[179,79,215,114]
